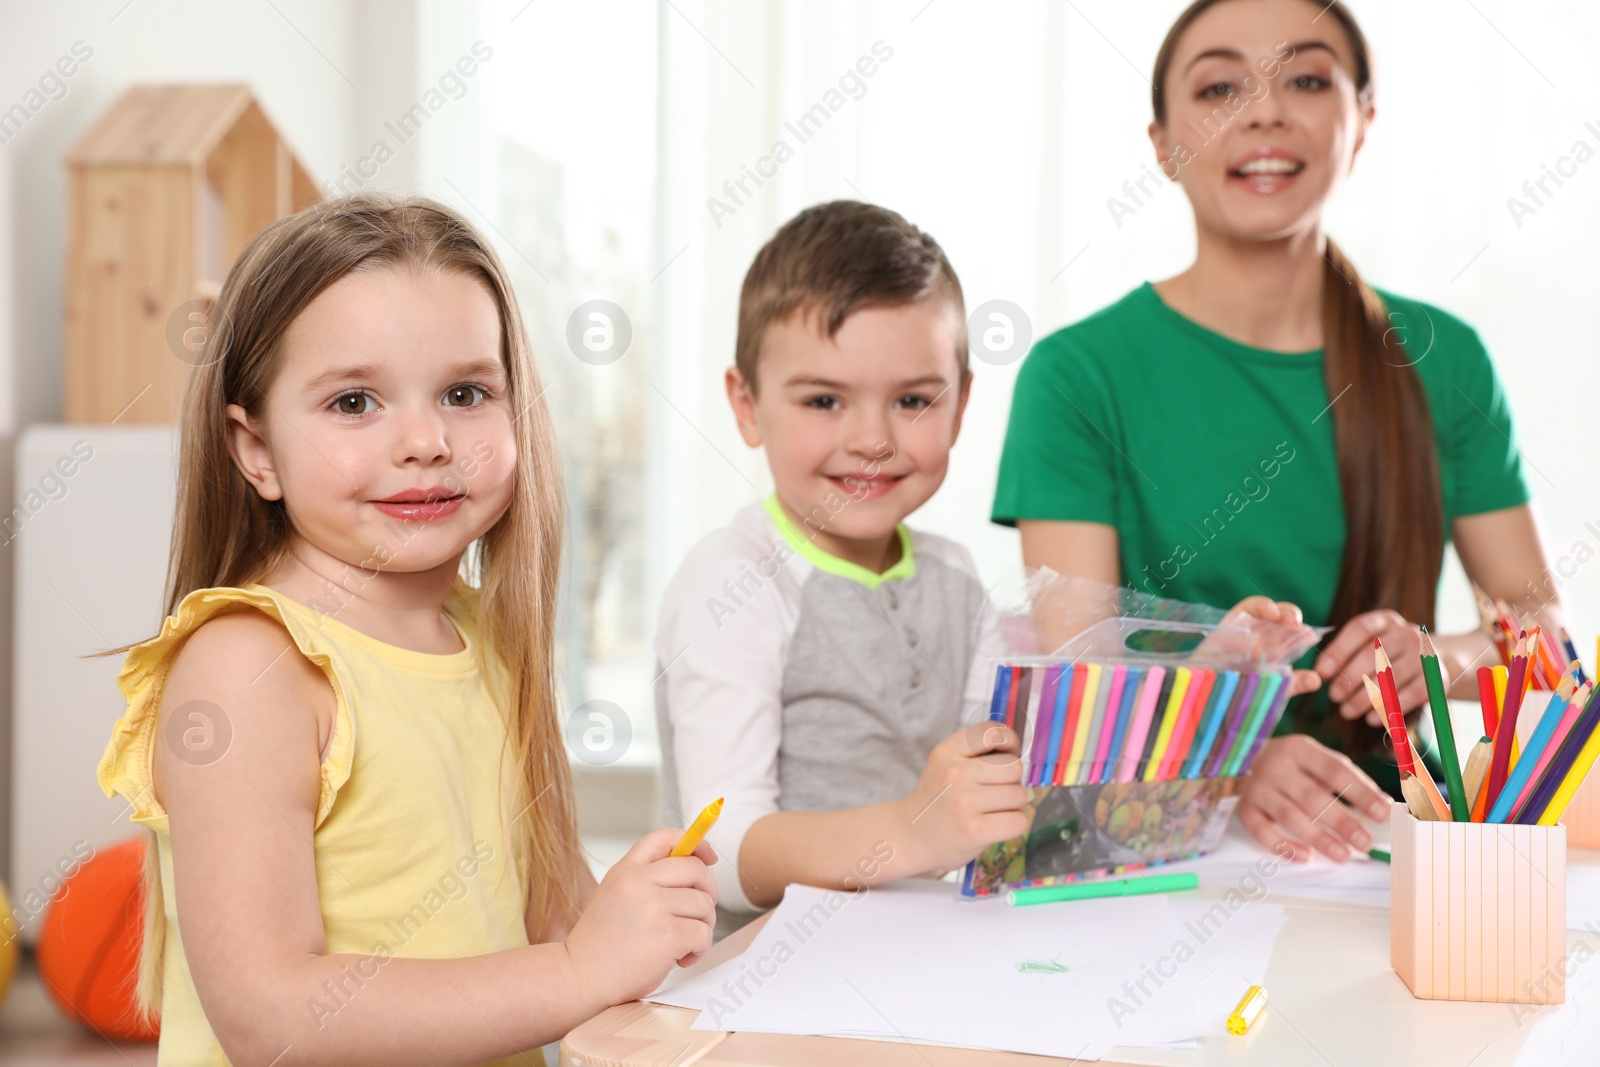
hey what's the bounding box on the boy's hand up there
[1222,595,1323,698]
[896,722,1029,874]
[562,828,718,1007]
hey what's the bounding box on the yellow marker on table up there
[1227,984,1267,1035]
[671,796,723,857]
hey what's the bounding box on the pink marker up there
[1090,666,1126,782]
[1115,666,1166,783]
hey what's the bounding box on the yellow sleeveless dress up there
[96,584,545,1067]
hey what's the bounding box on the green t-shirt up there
[992,282,1530,791]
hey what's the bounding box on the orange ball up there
[37,835,159,1042]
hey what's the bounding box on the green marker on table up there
[1006,872,1200,907]
[1367,848,1390,863]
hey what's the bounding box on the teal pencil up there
[1007,872,1200,907]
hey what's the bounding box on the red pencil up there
[1477,666,1499,737]
[1366,672,1415,777]
[1374,639,1413,774]
[1485,635,1530,811]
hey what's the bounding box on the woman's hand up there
[1221,596,1323,698]
[1315,610,1434,725]
[1237,734,1391,862]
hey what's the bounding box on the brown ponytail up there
[1319,241,1443,634]
[1152,1,1445,758]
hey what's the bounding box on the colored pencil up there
[1559,627,1586,686]
[1515,684,1600,824]
[1419,628,1467,820]
[1489,665,1522,762]
[1509,672,1583,816]
[1374,640,1414,776]
[1536,700,1600,826]
[1465,738,1493,822]
[1401,772,1440,821]
[1524,627,1545,696]
[1486,634,1530,812]
[1476,666,1498,737]
[1365,673,1415,777]
[1489,670,1576,823]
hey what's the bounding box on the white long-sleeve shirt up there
[653,496,1007,913]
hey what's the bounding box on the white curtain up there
[647,0,1600,646]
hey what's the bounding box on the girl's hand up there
[1315,610,1432,725]
[1236,734,1390,862]
[896,722,1030,874]
[1221,596,1322,698]
[562,828,718,1006]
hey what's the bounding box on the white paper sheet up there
[1164,817,1600,931]
[647,880,1288,1058]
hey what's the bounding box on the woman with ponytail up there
[994,0,1560,861]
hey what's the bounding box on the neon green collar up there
[762,494,915,589]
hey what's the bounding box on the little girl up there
[95,194,716,1066]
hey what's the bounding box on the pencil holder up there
[1390,806,1567,1004]
[1508,691,1600,849]
[1559,773,1600,848]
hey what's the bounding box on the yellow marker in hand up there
[1227,985,1267,1035]
[671,797,723,857]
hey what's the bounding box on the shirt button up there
[910,667,922,688]
[906,628,919,646]
[885,587,898,609]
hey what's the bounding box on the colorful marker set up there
[1367,628,1598,827]
[989,659,1293,788]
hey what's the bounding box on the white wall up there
[0,0,504,889]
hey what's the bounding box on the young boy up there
[653,201,1027,923]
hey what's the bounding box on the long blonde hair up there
[107,193,579,1019]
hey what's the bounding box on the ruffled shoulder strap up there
[95,585,355,833]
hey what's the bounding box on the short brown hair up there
[735,200,966,392]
